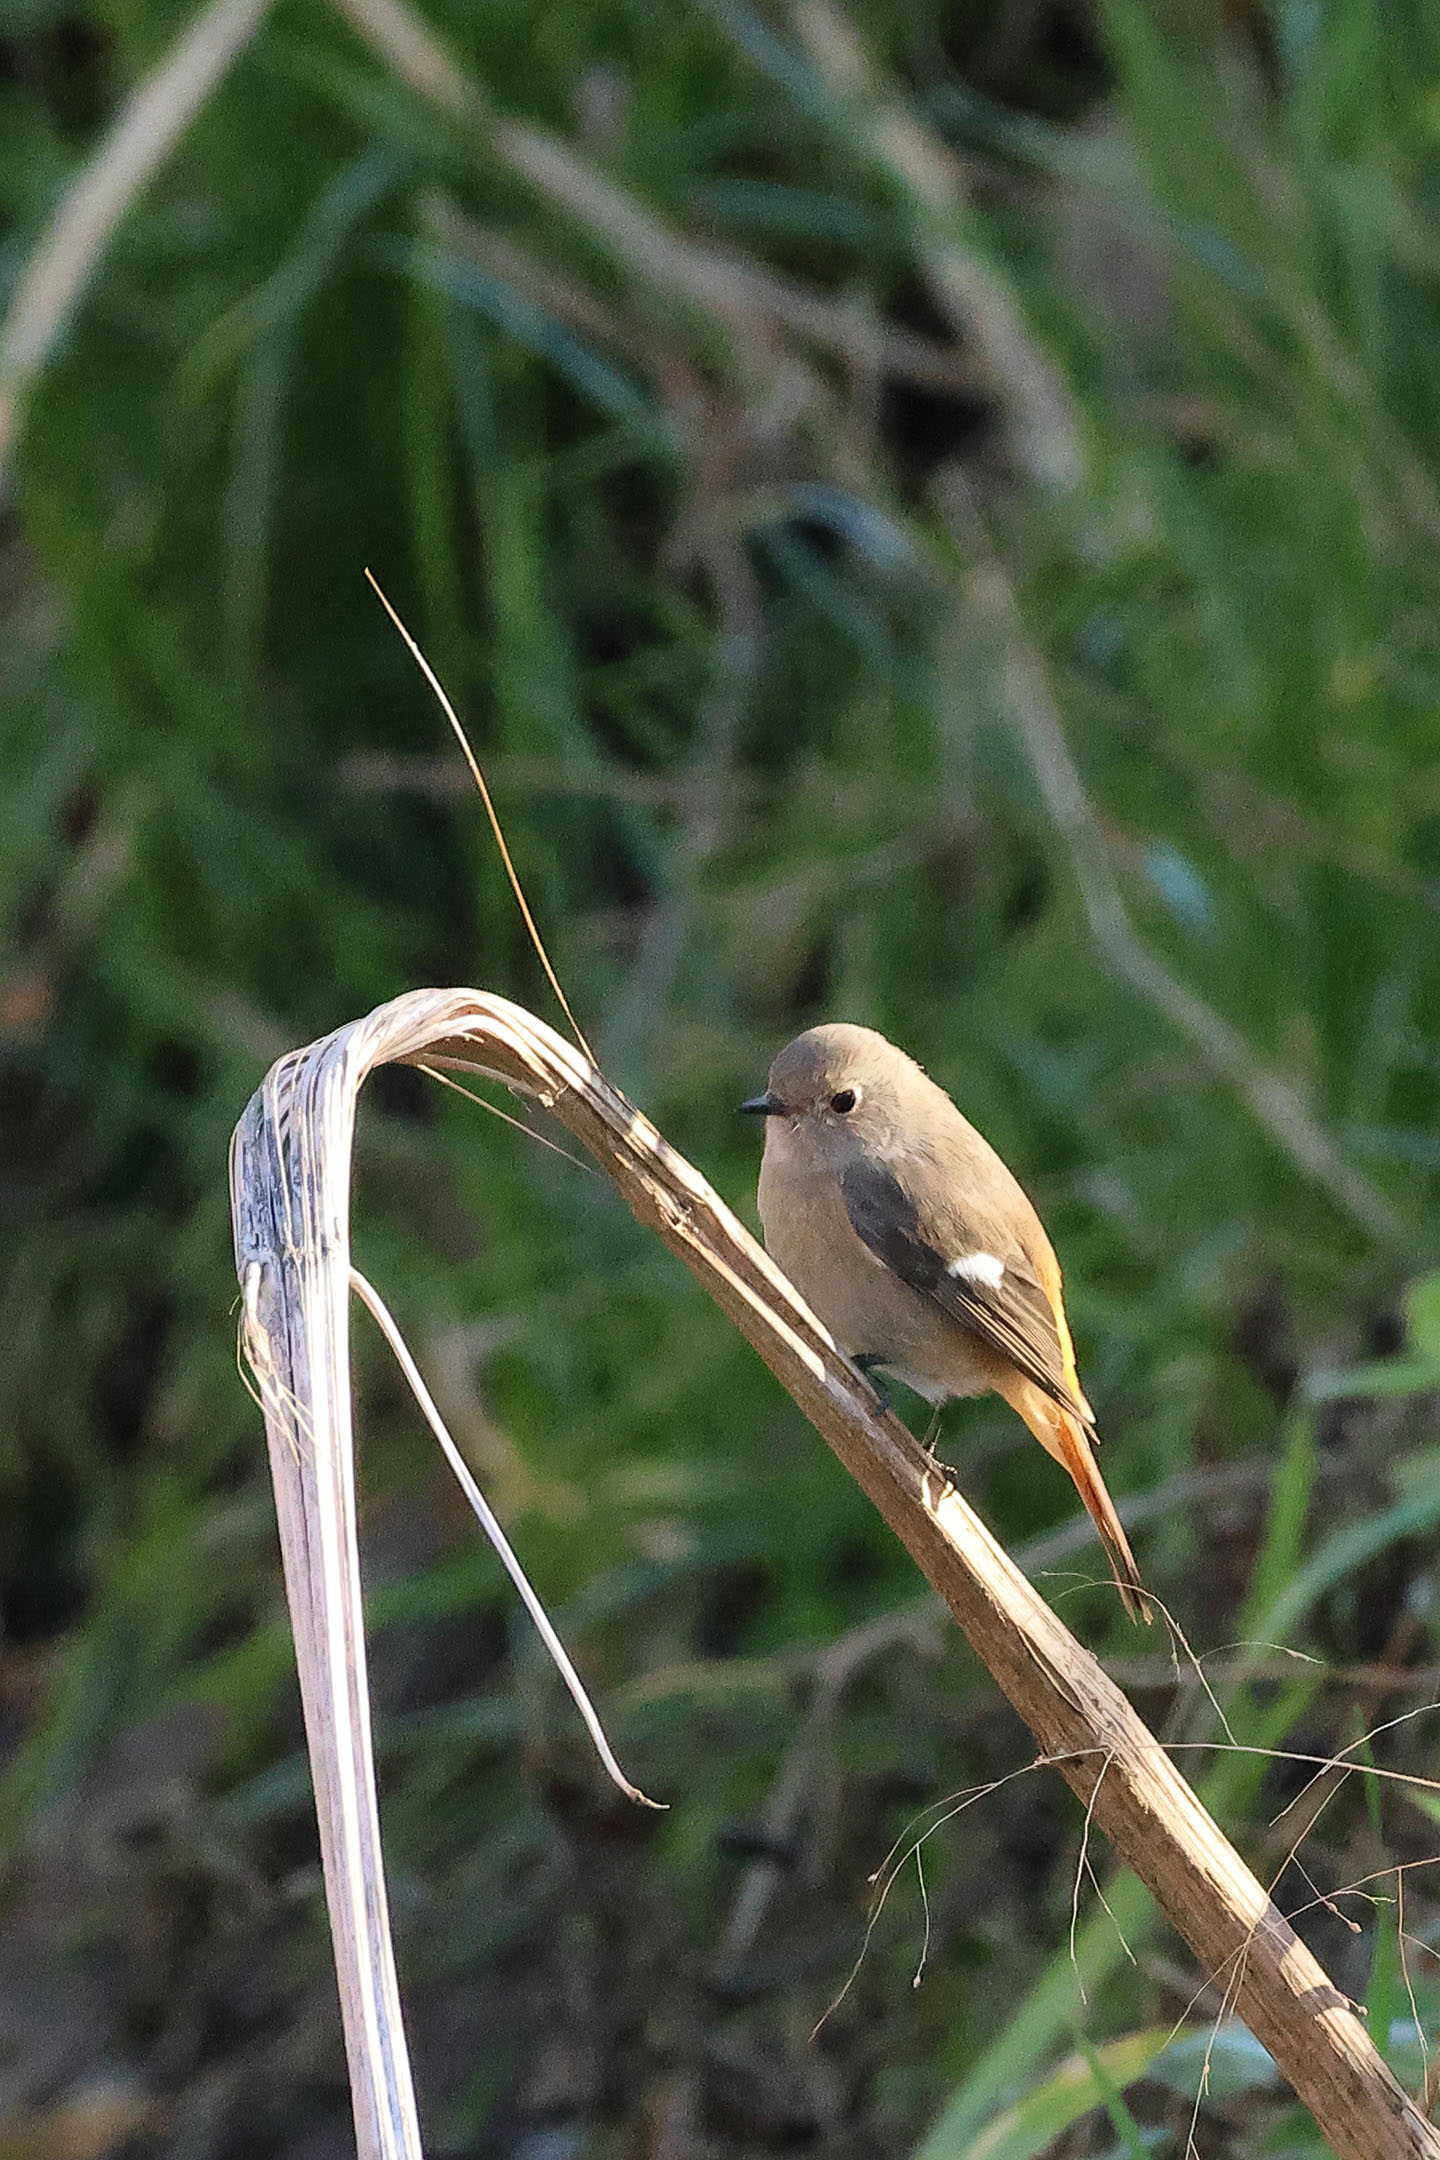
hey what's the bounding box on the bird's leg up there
[851,1354,892,1412]
[920,1402,945,1458]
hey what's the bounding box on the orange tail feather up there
[999,1377,1151,1625]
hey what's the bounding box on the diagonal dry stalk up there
[231,987,1440,2160]
[0,0,273,498]
[929,470,1411,1255]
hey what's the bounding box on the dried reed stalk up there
[230,987,1440,2160]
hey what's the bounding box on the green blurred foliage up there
[3,0,1440,2153]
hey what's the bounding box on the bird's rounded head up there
[741,1023,930,1168]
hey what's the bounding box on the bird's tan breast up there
[756,1133,996,1401]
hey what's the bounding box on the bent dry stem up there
[231,987,1440,2160]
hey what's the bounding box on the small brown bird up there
[742,1023,1150,1623]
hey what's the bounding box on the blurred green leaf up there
[1404,1271,1440,1359]
[921,2028,1172,2160]
[1144,2021,1279,2100]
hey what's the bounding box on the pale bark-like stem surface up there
[231,988,1439,2160]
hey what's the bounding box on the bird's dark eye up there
[830,1089,857,1114]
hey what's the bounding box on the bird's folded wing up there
[839,1157,1088,1422]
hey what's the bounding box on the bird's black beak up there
[739,1091,784,1117]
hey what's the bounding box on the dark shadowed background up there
[4,0,1440,2154]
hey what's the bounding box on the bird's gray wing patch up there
[840,1158,1085,1419]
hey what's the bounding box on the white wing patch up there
[946,1251,1005,1289]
